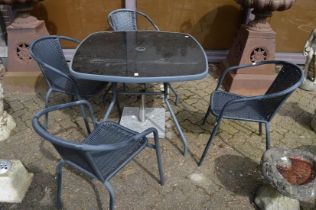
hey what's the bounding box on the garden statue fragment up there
[300,28,316,91]
[0,82,15,141]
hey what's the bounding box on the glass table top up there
[71,31,208,83]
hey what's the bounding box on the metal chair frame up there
[107,8,179,105]
[32,100,164,210]
[30,35,108,129]
[107,8,159,31]
[199,60,304,166]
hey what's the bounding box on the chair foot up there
[56,160,64,209]
[104,182,115,210]
[153,131,165,185]
[198,119,221,166]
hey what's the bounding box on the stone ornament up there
[2,0,48,72]
[0,160,33,203]
[311,109,316,132]
[261,148,316,201]
[235,0,295,31]
[0,82,15,141]
[235,0,295,12]
[300,28,316,91]
[220,0,296,95]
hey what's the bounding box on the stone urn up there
[220,0,296,95]
[0,0,48,72]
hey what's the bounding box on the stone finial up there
[0,82,16,141]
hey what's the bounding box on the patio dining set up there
[29,9,304,210]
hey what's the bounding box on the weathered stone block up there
[0,160,33,203]
[255,185,300,210]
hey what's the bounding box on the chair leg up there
[103,83,112,103]
[44,88,53,128]
[56,160,64,209]
[70,95,75,102]
[168,83,179,105]
[259,122,263,136]
[79,102,91,134]
[265,122,271,150]
[202,105,212,125]
[104,181,115,210]
[198,118,222,166]
[116,95,122,118]
[153,131,165,185]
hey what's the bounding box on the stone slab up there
[119,107,165,138]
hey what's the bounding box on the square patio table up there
[70,31,208,155]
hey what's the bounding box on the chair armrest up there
[57,36,80,44]
[40,61,78,86]
[33,100,98,128]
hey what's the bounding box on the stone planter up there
[261,148,316,201]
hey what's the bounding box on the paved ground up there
[1,65,316,210]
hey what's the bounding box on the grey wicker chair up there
[199,60,304,166]
[107,8,159,31]
[32,100,164,210]
[30,35,107,128]
[107,8,179,104]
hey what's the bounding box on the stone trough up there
[261,148,316,201]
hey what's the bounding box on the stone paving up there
[1,65,316,210]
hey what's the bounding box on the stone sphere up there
[235,0,295,12]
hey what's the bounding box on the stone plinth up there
[7,15,48,72]
[221,24,277,95]
[0,160,33,203]
[221,0,295,95]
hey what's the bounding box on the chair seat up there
[84,121,147,180]
[211,91,267,121]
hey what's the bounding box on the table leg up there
[138,94,146,122]
[163,83,188,156]
[103,83,118,121]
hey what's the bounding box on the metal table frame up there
[70,31,208,156]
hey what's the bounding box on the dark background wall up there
[32,0,316,52]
